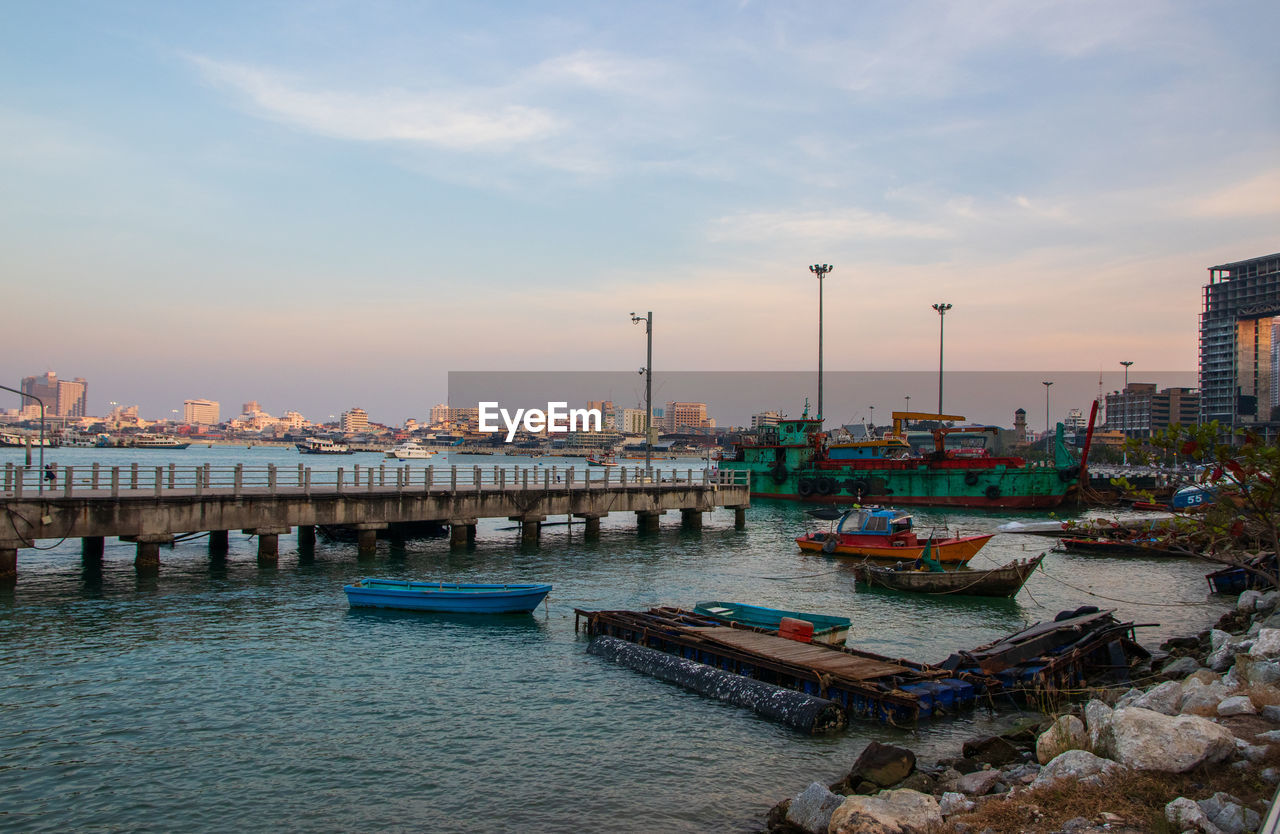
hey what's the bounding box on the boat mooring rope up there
[1035,564,1220,607]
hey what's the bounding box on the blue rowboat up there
[344,579,552,613]
[693,600,851,645]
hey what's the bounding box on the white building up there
[184,399,220,425]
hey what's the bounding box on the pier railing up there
[1,462,748,500]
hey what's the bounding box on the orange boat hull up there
[795,533,994,565]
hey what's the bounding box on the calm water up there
[0,445,1233,832]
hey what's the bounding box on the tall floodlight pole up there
[1120,360,1134,389]
[0,383,45,492]
[932,303,952,416]
[631,311,653,474]
[1043,381,1054,450]
[810,264,833,423]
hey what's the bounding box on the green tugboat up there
[721,406,1092,509]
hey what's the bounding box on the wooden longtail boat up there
[852,554,1045,598]
[344,579,552,613]
[693,601,851,645]
[796,506,993,565]
[1057,537,1187,558]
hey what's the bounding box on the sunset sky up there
[3,1,1277,424]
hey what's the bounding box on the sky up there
[2,1,1277,425]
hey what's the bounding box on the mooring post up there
[233,464,243,497]
[63,465,74,497]
[168,463,176,490]
[91,462,100,491]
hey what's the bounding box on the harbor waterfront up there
[0,445,1235,832]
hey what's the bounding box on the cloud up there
[708,208,954,243]
[190,56,561,150]
[1187,169,1280,218]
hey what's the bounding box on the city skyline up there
[2,3,1276,422]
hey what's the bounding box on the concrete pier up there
[82,536,105,559]
[354,523,385,558]
[733,506,748,529]
[0,464,749,581]
[681,508,703,530]
[250,527,290,563]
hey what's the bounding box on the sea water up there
[0,445,1232,832]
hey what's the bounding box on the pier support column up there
[509,515,546,544]
[680,508,703,530]
[449,519,477,548]
[82,536,105,561]
[208,530,229,556]
[127,535,172,575]
[635,510,663,534]
[576,514,603,539]
[246,527,290,565]
[730,506,748,530]
[0,543,16,585]
[297,525,315,562]
[351,523,386,559]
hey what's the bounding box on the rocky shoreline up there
[766,590,1280,834]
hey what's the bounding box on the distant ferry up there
[128,433,191,449]
[0,431,54,448]
[386,440,434,460]
[296,438,353,455]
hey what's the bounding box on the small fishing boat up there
[796,506,993,565]
[852,554,1045,598]
[693,601,851,645]
[344,578,552,613]
[386,440,434,460]
[586,454,618,467]
[1057,537,1187,558]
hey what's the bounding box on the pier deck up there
[0,463,750,582]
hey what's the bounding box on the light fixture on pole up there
[932,303,952,416]
[631,311,653,474]
[1120,360,1134,389]
[905,395,911,412]
[1042,381,1054,449]
[809,264,833,423]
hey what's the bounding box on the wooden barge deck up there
[575,606,1149,726]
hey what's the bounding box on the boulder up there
[1257,590,1280,614]
[1261,704,1280,723]
[1160,656,1202,679]
[1237,654,1280,686]
[1109,707,1236,772]
[961,735,1020,766]
[1000,762,1040,785]
[1239,590,1263,613]
[1251,628,1280,659]
[1030,749,1121,788]
[938,791,974,817]
[1262,767,1280,784]
[955,769,1002,797]
[1210,628,1233,652]
[1187,668,1219,686]
[1217,695,1257,717]
[1198,791,1261,834]
[829,789,942,834]
[785,782,846,834]
[1084,699,1113,756]
[1114,687,1143,708]
[1180,680,1233,715]
[1132,680,1182,715]
[1036,714,1088,764]
[1256,729,1280,743]
[839,741,916,791]
[1206,645,1238,672]
[1166,797,1226,834]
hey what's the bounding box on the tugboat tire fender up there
[985,484,1002,500]
[851,479,869,495]
[963,472,979,486]
[797,477,815,497]
[815,476,836,495]
[771,462,789,483]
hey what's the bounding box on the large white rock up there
[1132,680,1183,715]
[1036,714,1088,764]
[1084,699,1113,756]
[1239,590,1264,613]
[830,789,942,834]
[938,791,974,817]
[785,782,846,834]
[1030,749,1121,788]
[954,769,1002,796]
[1210,629,1233,652]
[1109,707,1237,772]
[1199,791,1262,834]
[1251,628,1280,659]
[1237,655,1280,686]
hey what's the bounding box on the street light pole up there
[0,383,45,491]
[631,311,653,474]
[1042,381,1054,451]
[810,264,833,423]
[1120,360,1134,389]
[932,303,952,416]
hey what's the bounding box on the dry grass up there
[934,761,1278,834]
